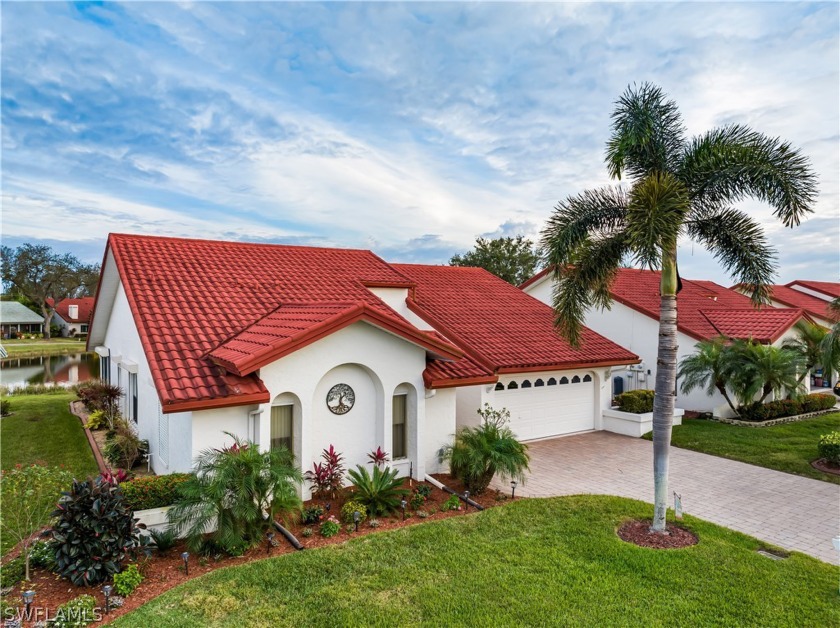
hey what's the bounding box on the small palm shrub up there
[120,473,191,511]
[415,484,433,499]
[51,477,149,586]
[818,432,840,465]
[340,500,367,524]
[113,563,144,596]
[614,389,655,413]
[304,445,345,499]
[347,465,409,516]
[440,404,530,494]
[148,528,178,553]
[51,594,98,627]
[167,434,301,556]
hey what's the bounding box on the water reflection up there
[0,353,100,387]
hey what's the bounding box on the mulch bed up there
[810,458,840,476]
[1,476,507,626]
[617,519,699,549]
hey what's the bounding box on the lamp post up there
[510,480,517,499]
[181,551,190,576]
[266,531,275,555]
[103,585,113,614]
[400,499,407,521]
[353,510,360,532]
[21,590,35,620]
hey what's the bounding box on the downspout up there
[424,474,484,511]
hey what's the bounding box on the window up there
[271,405,293,452]
[534,379,544,387]
[81,324,89,333]
[547,378,557,386]
[99,355,110,384]
[392,394,407,459]
[583,374,592,382]
[571,375,581,384]
[494,382,505,391]
[521,380,532,388]
[507,381,518,390]
[559,377,569,385]
[129,372,138,423]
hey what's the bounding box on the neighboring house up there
[521,267,811,414]
[0,301,44,338]
[53,297,95,337]
[733,281,840,329]
[88,234,638,490]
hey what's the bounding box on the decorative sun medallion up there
[326,383,355,415]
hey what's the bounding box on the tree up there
[820,298,840,383]
[724,341,803,405]
[0,244,100,339]
[782,320,830,387]
[677,337,739,415]
[1,464,72,581]
[450,236,540,285]
[540,83,816,532]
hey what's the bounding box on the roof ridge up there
[108,232,378,255]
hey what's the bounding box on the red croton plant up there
[304,445,346,499]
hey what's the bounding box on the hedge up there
[614,389,655,414]
[818,432,840,465]
[120,473,192,511]
[739,393,836,422]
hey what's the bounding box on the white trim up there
[94,345,109,357]
[121,359,139,374]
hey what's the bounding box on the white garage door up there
[494,374,594,441]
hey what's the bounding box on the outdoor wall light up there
[22,590,35,618]
[103,585,113,614]
[353,510,360,532]
[181,551,190,575]
[400,499,407,520]
[511,480,518,499]
[266,531,275,555]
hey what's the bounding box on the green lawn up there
[659,414,840,484]
[116,496,837,627]
[2,337,88,358]
[0,393,98,477]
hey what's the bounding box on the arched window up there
[583,374,592,382]
[495,382,505,391]
[507,381,519,390]
[534,379,544,387]
[559,376,569,385]
[547,378,557,386]
[571,375,581,383]
[521,380,532,388]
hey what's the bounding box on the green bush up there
[740,393,836,421]
[340,500,368,524]
[319,516,340,538]
[347,465,409,516]
[0,399,10,416]
[52,477,149,586]
[441,494,461,512]
[51,594,98,627]
[301,505,324,525]
[301,527,314,538]
[415,484,433,499]
[104,420,146,470]
[801,393,837,413]
[29,539,57,571]
[818,432,840,465]
[113,563,144,596]
[148,528,178,554]
[410,492,425,510]
[121,473,192,511]
[84,410,107,430]
[0,556,25,588]
[615,389,655,413]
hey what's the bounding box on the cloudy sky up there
[2,1,838,283]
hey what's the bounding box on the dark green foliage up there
[450,235,541,285]
[51,594,98,627]
[0,556,25,588]
[441,494,461,511]
[409,492,425,510]
[28,539,57,571]
[340,500,367,524]
[120,473,192,511]
[440,404,530,494]
[51,476,149,586]
[319,517,340,538]
[301,505,324,525]
[148,528,178,554]
[818,432,840,465]
[739,393,835,422]
[104,420,147,470]
[614,389,656,414]
[347,465,410,516]
[415,484,433,499]
[800,394,837,413]
[0,399,10,416]
[113,563,144,596]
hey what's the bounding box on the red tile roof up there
[607,269,803,341]
[786,280,840,300]
[55,297,94,323]
[394,264,639,372]
[763,284,836,323]
[700,309,805,344]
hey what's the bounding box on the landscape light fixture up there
[103,585,113,614]
[22,590,35,619]
[510,480,518,499]
[325,503,331,513]
[464,491,470,511]
[401,499,407,520]
[266,531,275,555]
[181,551,190,576]
[353,510,360,532]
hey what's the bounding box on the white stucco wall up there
[454,384,486,429]
[424,388,457,474]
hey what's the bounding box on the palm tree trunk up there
[652,246,679,533]
[715,383,739,415]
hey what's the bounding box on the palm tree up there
[782,320,829,387]
[677,337,739,415]
[820,297,840,384]
[724,341,803,405]
[541,83,817,532]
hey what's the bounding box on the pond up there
[0,353,100,388]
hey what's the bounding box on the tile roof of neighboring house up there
[393,264,639,373]
[700,309,805,344]
[761,284,837,323]
[96,234,640,412]
[786,280,840,300]
[55,297,95,323]
[0,301,44,325]
[606,268,803,342]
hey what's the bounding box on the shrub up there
[0,384,69,396]
[320,516,340,538]
[415,484,433,499]
[84,410,107,430]
[345,524,357,534]
[100,469,131,485]
[304,445,345,500]
[120,473,191,511]
[367,446,390,467]
[416,510,429,519]
[301,527,314,538]
[368,519,381,528]
[28,539,57,571]
[51,594,98,627]
[801,393,837,413]
[104,420,146,470]
[167,434,301,557]
[347,465,409,516]
[441,494,461,512]
[340,500,368,525]
[614,389,655,413]
[0,399,10,416]
[0,556,25,588]
[148,528,178,554]
[301,505,324,525]
[818,432,840,465]
[740,393,836,421]
[409,492,425,510]
[440,404,530,494]
[113,563,144,597]
[52,476,149,586]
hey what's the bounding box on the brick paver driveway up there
[496,431,840,564]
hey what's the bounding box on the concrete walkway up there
[495,431,840,564]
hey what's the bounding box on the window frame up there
[392,393,408,459]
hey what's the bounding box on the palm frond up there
[606,82,686,181]
[626,171,689,268]
[681,124,818,227]
[685,207,777,304]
